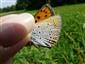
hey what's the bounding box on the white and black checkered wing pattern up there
[31,16,61,47]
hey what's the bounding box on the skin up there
[0,13,35,64]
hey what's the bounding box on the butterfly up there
[31,4,61,48]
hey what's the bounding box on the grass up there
[0,3,85,64]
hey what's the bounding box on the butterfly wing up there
[34,4,55,23]
[31,16,61,47]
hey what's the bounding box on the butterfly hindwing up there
[34,4,55,23]
[31,16,61,47]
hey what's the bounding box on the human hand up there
[0,13,35,64]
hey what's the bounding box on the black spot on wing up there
[37,16,40,19]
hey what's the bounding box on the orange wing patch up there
[34,4,55,23]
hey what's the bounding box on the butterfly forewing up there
[31,16,61,47]
[34,4,55,23]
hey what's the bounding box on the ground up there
[0,3,85,64]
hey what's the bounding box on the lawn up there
[1,3,85,64]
